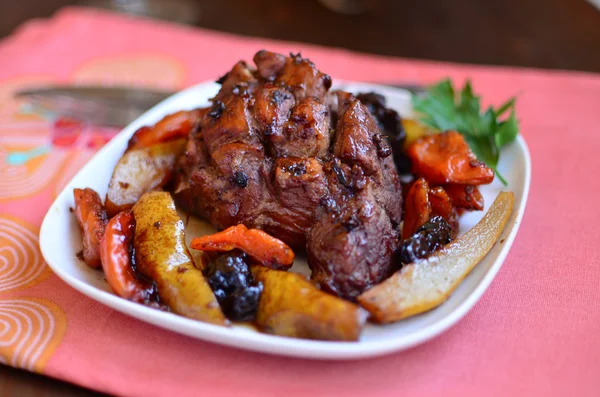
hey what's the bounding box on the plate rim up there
[39,80,532,360]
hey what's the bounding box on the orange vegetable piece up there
[73,188,108,268]
[191,224,295,269]
[100,211,150,302]
[402,178,432,239]
[428,186,459,238]
[406,131,494,185]
[444,184,484,211]
[127,109,202,150]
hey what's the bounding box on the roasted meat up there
[307,166,399,300]
[174,50,403,300]
[355,92,408,173]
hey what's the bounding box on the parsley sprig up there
[411,79,519,185]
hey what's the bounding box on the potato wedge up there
[132,191,227,326]
[106,139,186,217]
[252,267,367,341]
[358,191,514,323]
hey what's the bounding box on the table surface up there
[1,0,600,72]
[0,0,598,395]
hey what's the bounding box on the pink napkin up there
[1,6,599,397]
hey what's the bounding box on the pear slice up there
[132,191,228,326]
[106,139,186,217]
[252,267,368,341]
[358,191,514,323]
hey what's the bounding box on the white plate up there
[40,81,531,360]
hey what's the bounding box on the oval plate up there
[40,81,531,360]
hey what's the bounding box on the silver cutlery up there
[15,84,424,127]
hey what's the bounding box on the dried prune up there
[397,216,452,264]
[203,250,263,321]
[356,92,409,173]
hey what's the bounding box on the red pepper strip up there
[100,210,152,302]
[73,188,107,268]
[406,131,494,185]
[402,178,432,240]
[444,184,484,211]
[428,186,459,239]
[190,224,295,269]
[127,109,202,151]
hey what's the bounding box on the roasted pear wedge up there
[401,118,434,148]
[106,139,186,217]
[252,267,367,341]
[132,191,228,326]
[358,191,514,323]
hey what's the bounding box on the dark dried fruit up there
[203,250,263,321]
[356,92,408,172]
[397,216,452,264]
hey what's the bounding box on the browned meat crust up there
[174,50,402,300]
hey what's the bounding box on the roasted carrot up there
[402,178,432,239]
[444,184,484,211]
[428,186,458,238]
[127,109,202,151]
[100,210,158,304]
[73,188,108,268]
[190,224,295,269]
[406,131,494,185]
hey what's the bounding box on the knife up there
[15,84,424,127]
[15,86,174,127]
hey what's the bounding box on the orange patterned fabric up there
[0,216,66,370]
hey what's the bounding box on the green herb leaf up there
[411,79,519,186]
[495,97,516,118]
[495,109,519,148]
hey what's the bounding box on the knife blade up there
[15,86,174,127]
[15,84,424,127]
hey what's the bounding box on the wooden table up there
[0,0,598,395]
[2,0,599,72]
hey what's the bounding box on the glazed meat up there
[174,50,402,300]
[306,92,402,300]
[355,92,409,173]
